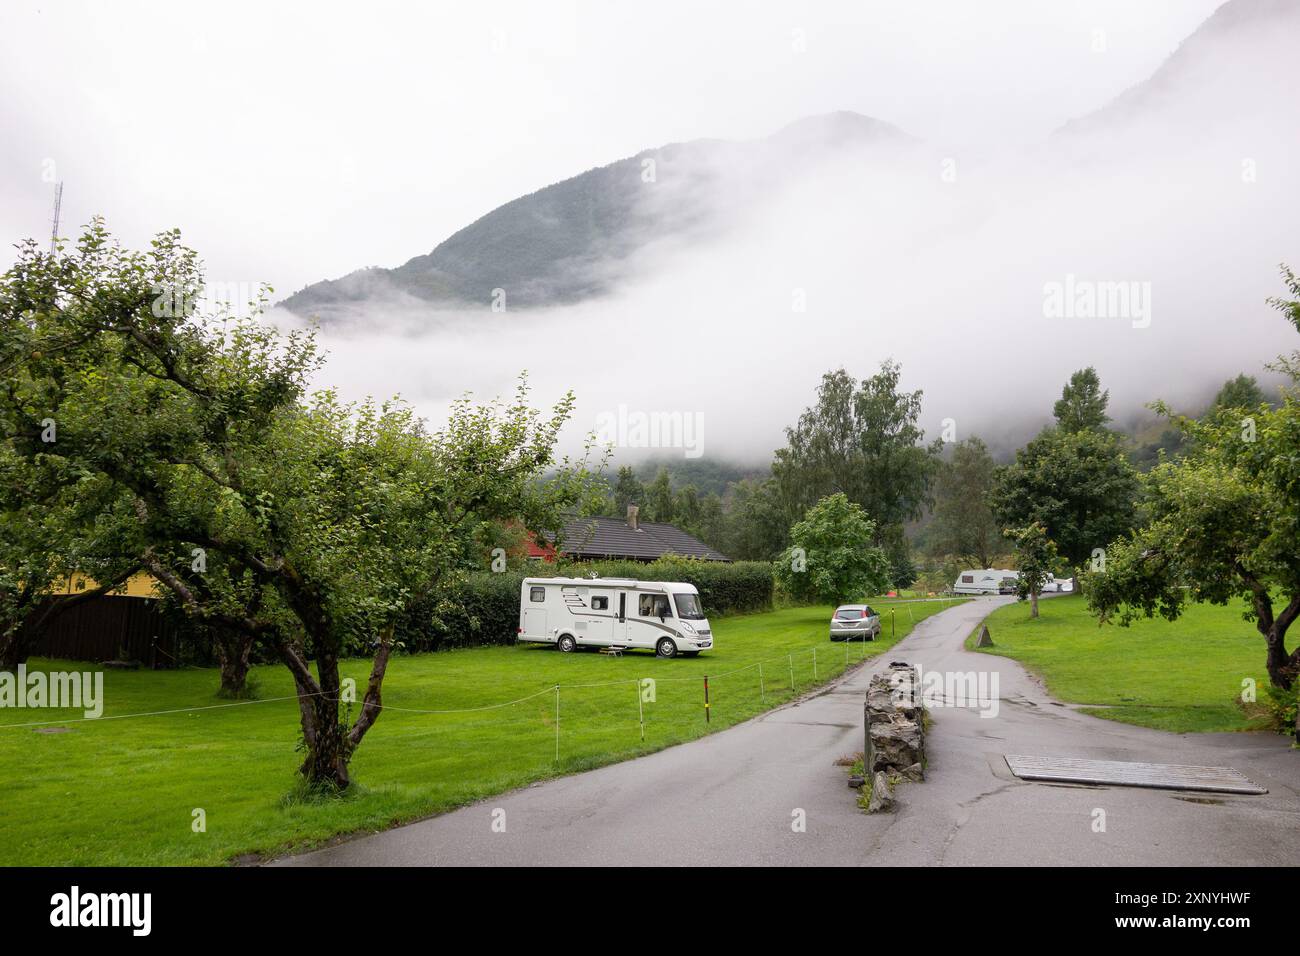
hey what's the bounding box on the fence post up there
[703,675,710,724]
[788,654,795,690]
[554,685,560,762]
[759,662,766,704]
[812,646,818,681]
[636,679,645,742]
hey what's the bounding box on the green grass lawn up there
[967,594,1271,734]
[0,597,961,866]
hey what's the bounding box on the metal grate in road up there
[1004,754,1267,794]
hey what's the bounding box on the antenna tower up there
[50,181,64,254]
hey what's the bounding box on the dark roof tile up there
[554,516,729,562]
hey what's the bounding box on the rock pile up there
[862,661,926,812]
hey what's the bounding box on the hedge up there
[397,558,775,653]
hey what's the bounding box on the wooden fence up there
[29,595,181,667]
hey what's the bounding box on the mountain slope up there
[277,111,912,317]
[1056,0,1300,138]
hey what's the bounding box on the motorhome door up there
[612,591,630,645]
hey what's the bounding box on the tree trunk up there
[213,628,255,698]
[1030,590,1039,618]
[302,694,350,790]
[0,625,30,673]
[281,642,351,790]
[1263,624,1295,691]
[276,627,394,793]
[1,597,62,671]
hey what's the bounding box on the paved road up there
[276,597,1300,866]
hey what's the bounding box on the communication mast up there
[50,181,63,254]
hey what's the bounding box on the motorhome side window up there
[591,595,609,610]
[638,594,670,617]
[530,587,545,602]
[961,575,974,584]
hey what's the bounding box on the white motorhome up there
[953,569,1019,595]
[518,577,713,658]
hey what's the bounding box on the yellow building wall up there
[52,572,161,599]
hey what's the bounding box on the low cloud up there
[273,10,1299,465]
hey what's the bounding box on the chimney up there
[626,504,639,531]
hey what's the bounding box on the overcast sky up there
[1,0,1223,295]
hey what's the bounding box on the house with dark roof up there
[529,505,729,563]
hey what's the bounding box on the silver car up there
[830,604,881,641]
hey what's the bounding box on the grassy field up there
[967,594,1270,733]
[0,597,961,866]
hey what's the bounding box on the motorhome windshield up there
[673,593,705,619]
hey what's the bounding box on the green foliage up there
[1053,366,1110,432]
[928,436,1001,567]
[1255,682,1298,741]
[1004,522,1061,613]
[400,571,523,652]
[991,426,1139,569]
[877,524,917,589]
[629,457,757,498]
[773,363,940,531]
[1266,264,1300,380]
[723,476,794,560]
[774,493,892,605]
[610,466,644,514]
[644,467,675,523]
[1211,373,1267,413]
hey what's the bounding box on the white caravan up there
[953,569,1019,595]
[518,577,713,658]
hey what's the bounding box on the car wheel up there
[656,637,677,658]
[557,634,576,653]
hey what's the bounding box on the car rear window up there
[835,608,863,620]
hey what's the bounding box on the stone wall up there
[862,661,925,812]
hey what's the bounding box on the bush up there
[397,558,775,653]
[398,572,523,653]
[1259,682,1299,741]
